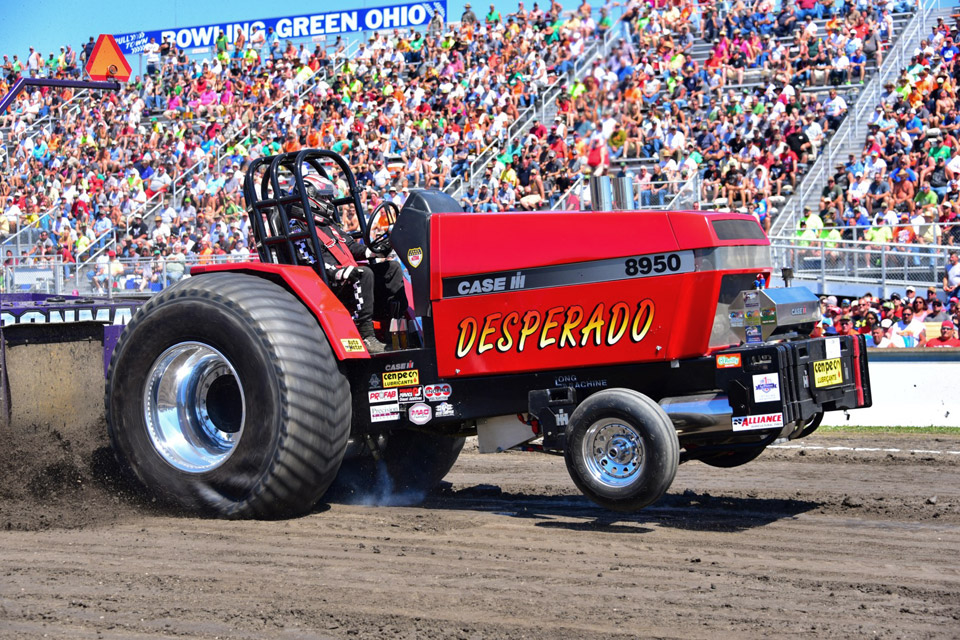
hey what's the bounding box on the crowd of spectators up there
[794,13,960,256]
[456,0,912,220]
[0,0,938,292]
[813,262,960,347]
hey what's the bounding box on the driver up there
[290,173,406,353]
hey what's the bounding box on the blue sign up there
[114,2,447,55]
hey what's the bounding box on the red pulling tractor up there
[105,150,872,518]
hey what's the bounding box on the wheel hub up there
[582,419,645,487]
[143,342,245,473]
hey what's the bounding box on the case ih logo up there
[732,413,784,431]
[424,383,452,401]
[716,354,741,369]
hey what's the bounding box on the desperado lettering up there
[455,300,655,358]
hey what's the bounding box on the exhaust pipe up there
[659,393,733,430]
[588,176,635,211]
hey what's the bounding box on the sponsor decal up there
[408,402,432,425]
[369,374,381,389]
[790,305,808,316]
[370,403,400,423]
[398,386,423,403]
[732,412,784,431]
[455,299,656,359]
[383,369,419,388]
[553,375,608,389]
[407,247,423,268]
[423,383,452,401]
[384,360,416,372]
[716,354,742,369]
[728,310,745,328]
[825,337,841,359]
[813,358,843,388]
[442,251,694,298]
[341,338,365,353]
[744,325,762,344]
[760,308,777,324]
[368,388,399,404]
[752,374,781,403]
[434,402,455,418]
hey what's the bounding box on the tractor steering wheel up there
[366,200,400,255]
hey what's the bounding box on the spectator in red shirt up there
[925,320,960,347]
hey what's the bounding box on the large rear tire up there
[329,430,465,502]
[564,389,679,512]
[106,272,351,518]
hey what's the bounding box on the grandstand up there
[1,0,957,308]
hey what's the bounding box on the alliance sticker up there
[398,386,423,403]
[408,402,432,425]
[752,373,781,403]
[407,247,423,268]
[368,388,399,404]
[732,412,784,431]
[383,369,419,388]
[370,403,400,423]
[341,338,365,353]
[716,354,742,369]
[435,402,455,418]
[423,383,452,401]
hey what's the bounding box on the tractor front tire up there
[564,389,679,512]
[106,272,351,519]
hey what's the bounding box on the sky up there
[0,0,585,63]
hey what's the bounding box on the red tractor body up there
[105,151,872,518]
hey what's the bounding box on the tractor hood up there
[398,208,771,379]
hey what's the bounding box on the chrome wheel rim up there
[143,342,245,473]
[581,418,644,487]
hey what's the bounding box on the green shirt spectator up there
[865,225,893,244]
[914,185,938,207]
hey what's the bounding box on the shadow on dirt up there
[410,484,820,533]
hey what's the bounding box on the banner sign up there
[113,1,446,55]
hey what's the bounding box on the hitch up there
[528,387,578,451]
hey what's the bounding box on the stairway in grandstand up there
[698,10,917,225]
[769,3,948,237]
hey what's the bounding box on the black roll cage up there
[242,149,368,286]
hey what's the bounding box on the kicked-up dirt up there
[0,430,958,639]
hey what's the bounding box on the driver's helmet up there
[293,173,338,224]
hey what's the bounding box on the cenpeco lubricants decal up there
[455,300,655,358]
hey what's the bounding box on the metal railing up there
[1,253,244,296]
[770,232,952,295]
[769,0,938,237]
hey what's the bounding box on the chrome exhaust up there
[659,393,733,430]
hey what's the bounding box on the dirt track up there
[1,431,959,639]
